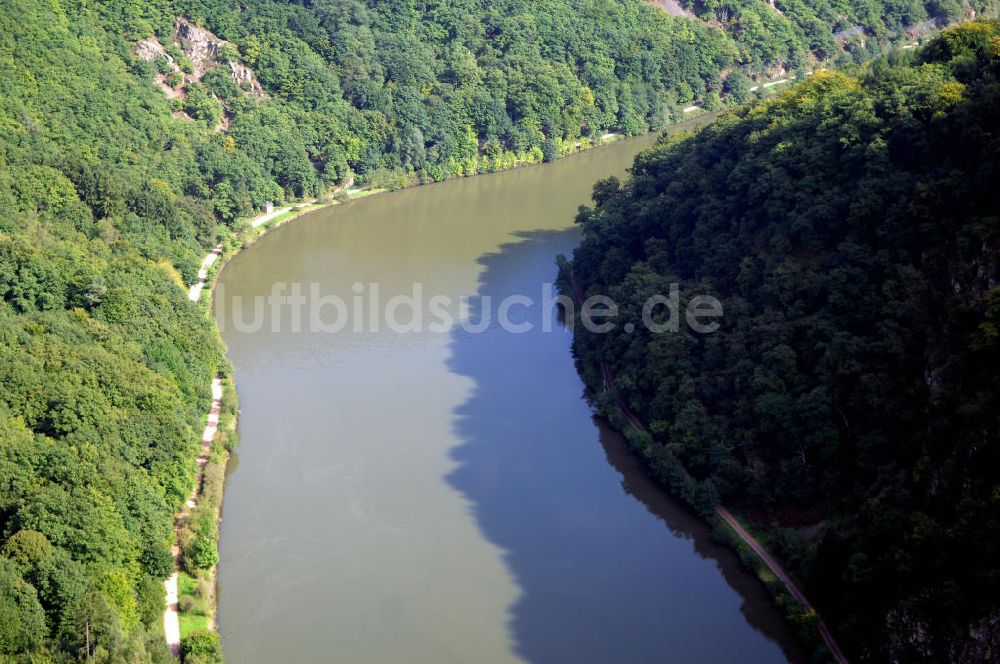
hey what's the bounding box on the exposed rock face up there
[885,603,1000,663]
[173,17,263,96]
[134,36,167,62]
[134,35,185,100]
[648,0,696,19]
[228,60,263,96]
[173,18,220,79]
[833,25,865,42]
[132,16,265,115]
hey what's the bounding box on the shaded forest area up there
[567,21,1000,662]
[1,0,996,660]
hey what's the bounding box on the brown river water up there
[215,125,808,663]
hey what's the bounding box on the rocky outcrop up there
[172,17,263,96]
[833,25,865,42]
[885,602,1000,663]
[134,35,167,62]
[134,35,185,100]
[648,0,696,19]
[132,16,265,112]
[173,18,220,79]
[228,60,262,96]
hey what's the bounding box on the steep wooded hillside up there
[567,21,1000,662]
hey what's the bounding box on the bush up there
[541,138,559,163]
[188,534,219,571]
[141,542,176,579]
[181,629,224,664]
[1,530,52,570]
[137,574,166,627]
[185,83,224,127]
[218,43,239,63]
[196,576,213,600]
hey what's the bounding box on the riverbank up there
[163,377,222,654]
[165,372,238,658]
[169,115,724,659]
[165,197,334,656]
[561,265,849,662]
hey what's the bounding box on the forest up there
[566,21,1000,662]
[0,0,995,659]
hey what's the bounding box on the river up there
[215,127,807,663]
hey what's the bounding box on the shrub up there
[181,629,223,664]
[541,138,559,163]
[188,535,219,571]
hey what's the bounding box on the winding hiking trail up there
[164,376,222,655]
[716,506,849,663]
[187,245,222,302]
[186,201,319,302]
[569,271,849,663]
[170,202,306,653]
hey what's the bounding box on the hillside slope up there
[566,21,1000,662]
[0,0,995,659]
[0,0,742,660]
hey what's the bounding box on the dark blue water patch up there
[444,229,808,664]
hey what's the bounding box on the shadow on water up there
[445,229,809,664]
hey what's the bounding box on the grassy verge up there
[709,511,830,661]
[177,569,210,638]
[343,187,385,200]
[174,374,239,658]
[172,117,721,658]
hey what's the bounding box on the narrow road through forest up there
[163,377,222,655]
[168,202,300,652]
[568,270,849,663]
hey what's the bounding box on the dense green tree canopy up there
[0,0,995,657]
[567,21,1000,662]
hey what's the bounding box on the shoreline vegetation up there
[196,115,725,310]
[169,124,654,657]
[562,269,848,663]
[560,21,1000,662]
[167,374,237,662]
[0,0,986,657]
[163,377,221,655]
[169,34,959,650]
